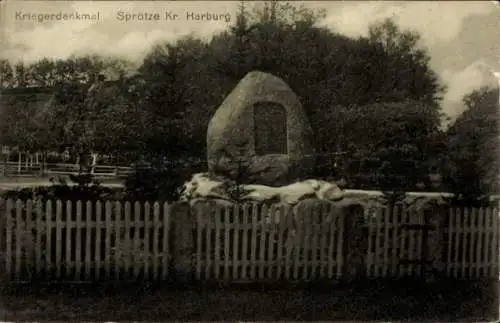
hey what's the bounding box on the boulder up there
[207,71,315,186]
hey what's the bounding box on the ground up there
[2,279,498,321]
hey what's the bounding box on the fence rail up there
[0,162,133,179]
[1,199,499,283]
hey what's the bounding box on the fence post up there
[422,202,447,280]
[171,201,195,283]
[341,203,368,282]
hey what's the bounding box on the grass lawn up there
[2,279,498,321]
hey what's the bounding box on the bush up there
[124,159,204,203]
[1,174,123,203]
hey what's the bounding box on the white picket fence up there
[445,207,499,278]
[3,199,171,281]
[2,199,499,282]
[366,205,500,278]
[194,203,344,281]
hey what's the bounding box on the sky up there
[1,0,500,124]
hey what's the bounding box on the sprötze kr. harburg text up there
[115,11,231,23]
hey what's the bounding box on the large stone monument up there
[207,71,315,187]
[183,71,368,282]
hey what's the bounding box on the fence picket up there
[105,201,112,280]
[162,203,170,280]
[490,207,499,277]
[383,207,391,277]
[489,207,496,276]
[195,204,203,280]
[143,202,150,279]
[15,200,23,280]
[486,207,493,277]
[214,205,221,280]
[152,203,160,280]
[399,204,407,277]
[241,204,250,280]
[374,207,383,277]
[366,206,374,276]
[481,207,489,277]
[312,203,320,279]
[391,204,399,276]
[301,204,311,281]
[35,200,42,276]
[336,206,344,279]
[475,208,484,278]
[45,200,53,277]
[224,204,230,280]
[123,202,131,279]
[495,207,499,276]
[205,204,213,280]
[233,205,240,280]
[416,209,424,276]
[55,201,62,279]
[292,205,302,281]
[469,208,477,278]
[310,204,320,280]
[267,205,276,280]
[133,202,141,279]
[408,208,416,276]
[5,199,13,279]
[284,208,294,280]
[259,204,267,280]
[276,205,286,280]
[453,207,461,278]
[25,200,33,276]
[446,208,454,276]
[95,201,102,280]
[250,204,258,279]
[318,204,326,278]
[114,201,122,280]
[84,202,92,280]
[75,201,82,281]
[461,208,469,278]
[327,205,335,279]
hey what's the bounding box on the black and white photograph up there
[0,0,499,321]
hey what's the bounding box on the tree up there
[315,101,442,191]
[13,62,30,87]
[442,86,500,203]
[122,36,219,201]
[0,60,14,88]
[214,1,256,82]
[36,72,144,169]
[90,76,146,158]
[0,94,43,152]
[27,58,57,87]
[367,18,445,105]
